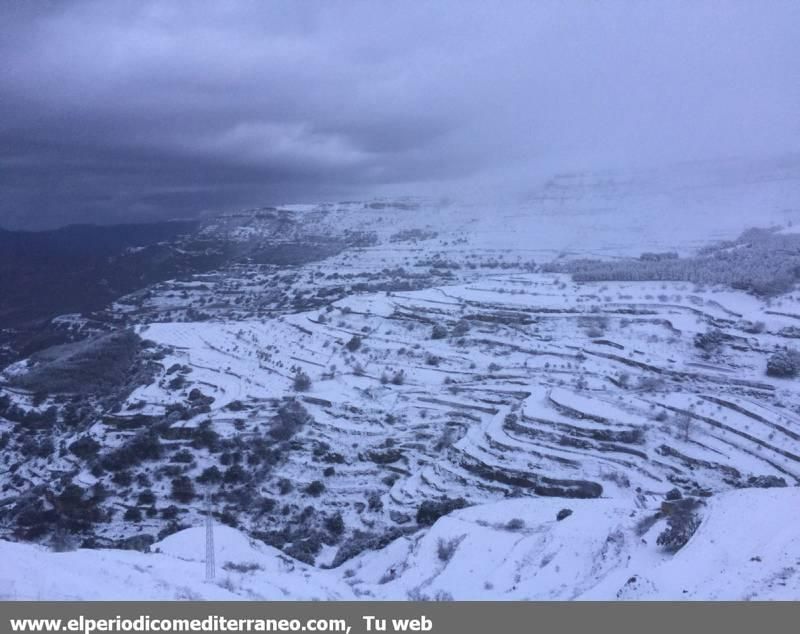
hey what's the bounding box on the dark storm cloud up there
[1,1,799,228]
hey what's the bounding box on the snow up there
[3,159,800,600]
[1,488,797,600]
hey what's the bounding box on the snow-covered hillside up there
[1,156,800,600]
[205,155,800,258]
[1,488,797,600]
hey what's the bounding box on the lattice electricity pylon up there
[204,491,215,582]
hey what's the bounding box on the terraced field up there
[2,192,800,591]
[4,272,786,561]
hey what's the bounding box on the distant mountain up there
[0,221,198,259]
[0,221,207,330]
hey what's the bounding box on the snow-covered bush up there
[766,348,800,377]
[505,518,525,531]
[657,497,703,552]
[330,527,411,567]
[170,475,195,504]
[100,430,162,471]
[416,497,468,527]
[222,561,263,574]
[451,320,470,336]
[292,369,312,391]
[304,480,326,497]
[124,507,142,523]
[137,489,156,506]
[269,400,311,440]
[437,537,460,562]
[556,508,573,521]
[740,320,765,334]
[68,435,100,460]
[694,328,727,353]
[324,512,345,537]
[746,475,787,488]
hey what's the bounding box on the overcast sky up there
[1,1,799,229]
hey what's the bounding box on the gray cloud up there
[1,1,799,228]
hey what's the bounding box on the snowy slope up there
[201,156,800,258]
[0,488,797,600]
[0,524,350,601]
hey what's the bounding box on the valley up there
[2,158,800,599]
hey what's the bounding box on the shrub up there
[68,436,100,460]
[657,498,702,552]
[197,466,223,484]
[283,533,323,565]
[505,518,525,531]
[224,464,248,484]
[160,505,180,520]
[137,489,156,506]
[324,512,345,537]
[436,537,460,562]
[693,329,727,353]
[431,324,448,340]
[277,478,293,495]
[112,471,132,487]
[292,370,312,392]
[304,480,325,497]
[345,336,362,352]
[20,436,55,459]
[216,577,238,592]
[168,376,186,390]
[741,320,766,334]
[425,354,440,366]
[171,449,194,464]
[191,420,220,452]
[766,348,800,377]
[50,528,77,553]
[222,561,263,573]
[746,475,787,488]
[269,400,311,441]
[170,476,196,504]
[367,491,383,512]
[416,497,467,526]
[101,431,162,471]
[665,488,682,501]
[330,527,410,567]
[451,320,470,337]
[636,376,665,392]
[124,507,143,522]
